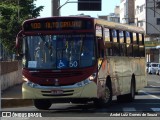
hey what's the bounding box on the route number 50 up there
[69,61,78,67]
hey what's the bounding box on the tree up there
[0,0,44,53]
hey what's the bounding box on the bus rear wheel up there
[94,84,112,108]
[117,77,135,102]
[33,99,52,110]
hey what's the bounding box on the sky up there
[35,0,120,18]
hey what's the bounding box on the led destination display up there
[23,18,93,31]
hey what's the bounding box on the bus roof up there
[23,16,93,23]
[95,18,144,34]
[23,16,144,34]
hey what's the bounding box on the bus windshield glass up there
[23,34,96,69]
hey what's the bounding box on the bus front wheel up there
[33,99,52,110]
[94,83,112,108]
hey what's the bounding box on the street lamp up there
[54,0,77,16]
[51,0,60,16]
[52,0,101,16]
[57,0,70,11]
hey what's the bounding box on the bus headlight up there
[77,82,83,87]
[27,81,39,88]
[75,73,97,87]
[76,80,90,87]
[88,73,97,81]
[80,73,97,86]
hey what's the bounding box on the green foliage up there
[0,0,44,53]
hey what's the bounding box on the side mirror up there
[16,30,23,48]
[16,30,24,56]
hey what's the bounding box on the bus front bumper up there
[22,80,97,99]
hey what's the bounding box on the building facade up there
[138,0,160,63]
[120,0,135,24]
[120,0,160,63]
[98,6,120,23]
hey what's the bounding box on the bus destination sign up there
[23,19,93,31]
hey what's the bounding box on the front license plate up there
[51,90,63,95]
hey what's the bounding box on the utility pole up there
[51,0,60,16]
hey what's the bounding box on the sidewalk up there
[2,83,22,99]
[1,83,33,108]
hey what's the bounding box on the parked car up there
[148,63,159,74]
[156,64,160,75]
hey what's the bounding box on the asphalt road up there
[1,74,160,120]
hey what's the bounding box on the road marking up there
[1,98,16,100]
[134,102,160,105]
[151,108,160,112]
[139,90,160,100]
[123,107,136,112]
[149,85,160,88]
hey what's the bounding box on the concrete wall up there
[0,61,22,91]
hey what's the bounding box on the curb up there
[1,99,33,108]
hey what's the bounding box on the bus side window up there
[120,43,126,56]
[112,43,120,56]
[133,33,138,44]
[127,44,133,57]
[139,45,145,57]
[105,42,113,56]
[119,31,126,56]
[97,37,104,58]
[119,30,124,43]
[139,34,145,57]
[133,33,139,57]
[112,29,118,42]
[111,29,120,56]
[104,27,110,42]
[104,27,113,56]
[133,44,139,57]
[139,34,144,45]
[126,32,133,57]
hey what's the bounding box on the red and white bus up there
[16,16,147,110]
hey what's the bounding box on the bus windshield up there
[23,33,96,69]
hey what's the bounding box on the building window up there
[140,22,143,27]
[140,5,143,12]
[157,18,160,25]
[104,28,110,42]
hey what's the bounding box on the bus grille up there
[31,71,82,78]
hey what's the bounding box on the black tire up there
[33,99,52,110]
[94,82,112,108]
[128,78,136,101]
[156,70,159,75]
[71,99,88,104]
[117,76,135,102]
[148,70,152,74]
